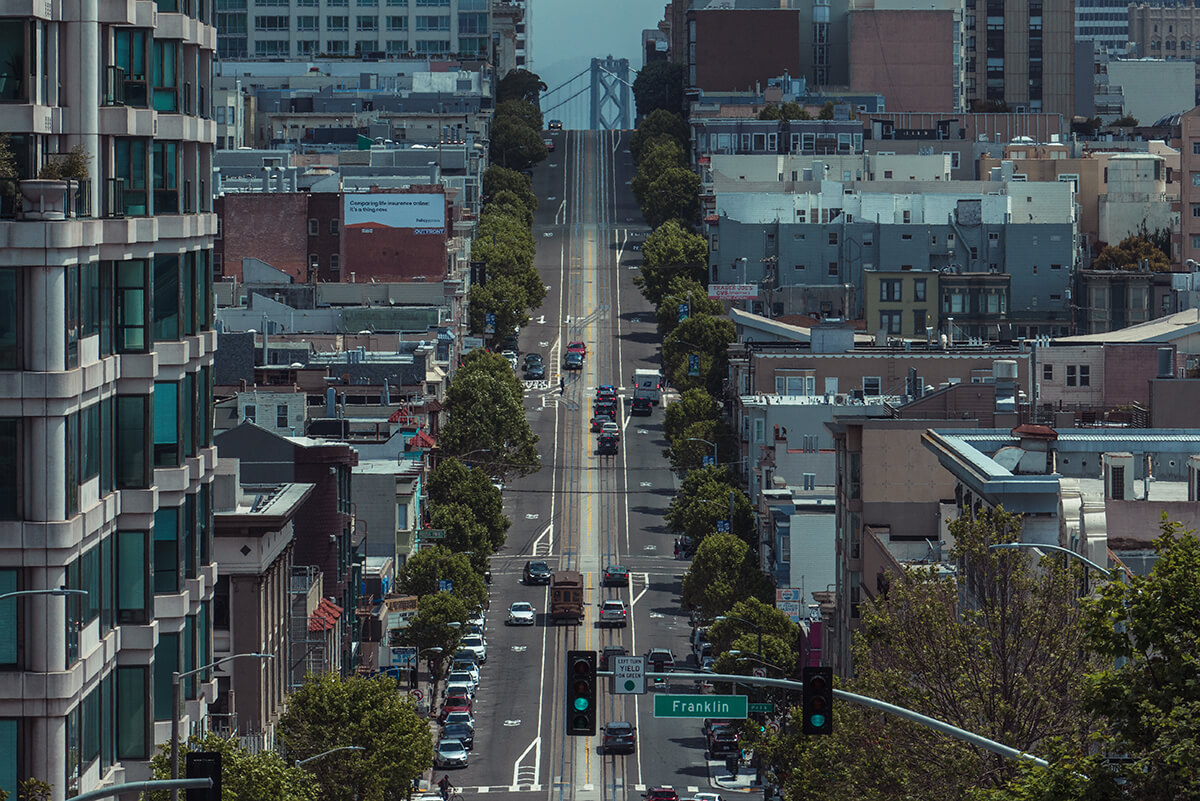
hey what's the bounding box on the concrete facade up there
[848,7,962,113]
[1105,59,1196,125]
[1179,105,1200,271]
[1035,341,1177,410]
[1128,2,1200,100]
[1097,153,1177,250]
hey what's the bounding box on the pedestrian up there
[559,376,565,394]
[674,538,680,559]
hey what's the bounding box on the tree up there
[633,60,686,117]
[439,353,540,480]
[662,313,736,396]
[1111,114,1138,128]
[638,220,709,306]
[669,418,730,472]
[662,387,721,445]
[630,109,689,166]
[278,674,433,801]
[497,68,547,104]
[396,545,489,611]
[148,731,318,801]
[428,502,492,572]
[482,164,537,212]
[640,165,702,230]
[631,136,688,209]
[758,102,810,121]
[426,457,509,552]
[494,99,545,137]
[1092,233,1170,272]
[487,188,534,228]
[468,275,530,348]
[665,466,754,546]
[707,597,800,674]
[655,276,723,339]
[489,115,548,171]
[818,100,836,120]
[681,531,772,620]
[397,591,470,673]
[1080,517,1200,801]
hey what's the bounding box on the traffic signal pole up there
[612,670,1050,769]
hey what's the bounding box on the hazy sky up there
[529,0,664,129]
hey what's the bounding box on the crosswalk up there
[417,784,711,797]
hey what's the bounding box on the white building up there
[1098,153,1178,247]
[1106,58,1196,125]
[0,1,217,797]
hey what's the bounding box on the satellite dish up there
[290,362,303,368]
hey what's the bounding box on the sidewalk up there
[707,758,762,794]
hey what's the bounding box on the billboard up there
[708,283,759,300]
[343,193,445,233]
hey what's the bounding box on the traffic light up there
[185,751,222,801]
[802,666,833,736]
[566,650,596,736]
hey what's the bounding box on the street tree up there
[662,313,736,396]
[482,164,537,212]
[489,115,548,171]
[395,545,489,612]
[655,276,723,339]
[707,597,799,659]
[681,531,772,620]
[818,100,836,119]
[475,206,537,269]
[1092,233,1170,272]
[630,109,689,166]
[640,165,702,230]
[497,68,547,104]
[669,418,732,472]
[397,591,470,675]
[493,99,545,137]
[631,136,688,208]
[638,219,709,306]
[439,354,540,479]
[632,60,686,117]
[278,674,433,801]
[662,387,721,445]
[468,275,529,349]
[487,188,534,228]
[148,731,318,801]
[426,457,509,552]
[428,503,492,572]
[665,466,754,546]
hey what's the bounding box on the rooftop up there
[1054,307,1200,344]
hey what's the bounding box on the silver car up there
[598,599,628,627]
[434,738,469,768]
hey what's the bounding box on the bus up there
[550,570,584,624]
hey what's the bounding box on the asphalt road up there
[430,130,727,801]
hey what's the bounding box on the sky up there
[528,0,664,130]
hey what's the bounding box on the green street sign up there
[418,529,446,540]
[653,694,748,719]
[748,702,774,714]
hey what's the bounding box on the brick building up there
[215,192,342,282]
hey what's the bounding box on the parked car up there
[444,679,475,699]
[564,352,584,370]
[591,416,609,432]
[643,788,679,801]
[599,645,628,671]
[434,738,469,768]
[602,721,637,754]
[601,421,621,439]
[567,341,587,356]
[442,710,475,731]
[523,560,553,585]
[440,694,473,721]
[525,363,546,380]
[507,601,536,626]
[598,599,628,627]
[707,728,740,758]
[446,670,479,690]
[501,350,519,370]
[523,353,544,369]
[441,722,474,749]
[603,565,630,586]
[452,649,479,667]
[459,634,487,663]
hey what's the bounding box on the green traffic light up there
[810,714,826,728]
[574,697,589,712]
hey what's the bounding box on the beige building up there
[863,270,940,339]
[963,0,1074,119]
[1098,153,1177,251]
[1181,106,1200,271]
[1128,3,1200,98]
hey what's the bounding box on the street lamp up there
[714,615,764,662]
[727,650,785,675]
[296,745,365,768]
[987,542,1111,575]
[0,586,89,602]
[171,653,275,801]
[686,437,718,468]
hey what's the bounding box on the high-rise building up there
[215,0,492,61]
[963,0,1075,119]
[0,1,217,797]
[1076,0,1131,54]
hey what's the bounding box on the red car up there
[567,341,587,356]
[440,694,473,721]
[544,138,555,152]
[643,788,679,801]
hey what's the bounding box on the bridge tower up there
[589,56,632,131]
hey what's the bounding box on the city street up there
[424,130,736,800]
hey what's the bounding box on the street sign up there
[653,694,748,719]
[612,655,645,695]
[776,600,801,624]
[438,579,453,593]
[708,283,759,300]
[391,646,417,668]
[410,688,424,702]
[776,587,801,602]
[419,529,446,540]
[702,455,715,467]
[484,312,496,334]
[716,520,730,533]
[749,702,774,714]
[766,720,781,734]
[752,667,767,678]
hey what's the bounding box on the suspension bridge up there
[539,56,634,131]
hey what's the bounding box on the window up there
[330,219,339,236]
[331,254,340,271]
[117,530,150,624]
[356,15,377,30]
[277,404,289,429]
[1193,142,1200,156]
[913,278,926,302]
[115,260,149,352]
[1043,363,1053,381]
[828,232,838,245]
[0,420,16,520]
[296,15,318,30]
[386,39,407,52]
[0,269,19,370]
[326,15,348,29]
[415,14,449,29]
[153,507,180,594]
[1192,172,1200,187]
[863,376,882,396]
[397,503,408,529]
[1079,365,1090,386]
[153,253,180,341]
[828,262,838,276]
[244,403,256,423]
[1066,365,1077,386]
[154,382,182,468]
[114,29,150,107]
[880,310,902,335]
[0,569,15,666]
[879,279,901,302]
[151,39,180,112]
[774,374,816,396]
[913,309,926,333]
[387,15,407,29]
[116,395,150,489]
[153,633,179,721]
[116,666,149,759]
[254,15,287,29]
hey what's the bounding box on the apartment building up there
[215,0,492,61]
[0,0,217,795]
[1076,0,1132,54]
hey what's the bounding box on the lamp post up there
[987,542,1111,575]
[296,745,365,768]
[171,653,275,801]
[686,437,718,468]
[0,586,89,603]
[714,615,764,664]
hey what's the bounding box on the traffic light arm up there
[624,671,1050,769]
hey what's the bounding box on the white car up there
[601,421,621,439]
[442,710,475,730]
[450,661,480,686]
[444,679,475,698]
[469,609,486,629]
[447,670,479,690]
[507,601,536,626]
[434,738,469,768]
[501,350,519,370]
[598,599,628,627]
[460,634,487,663]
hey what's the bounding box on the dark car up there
[602,721,636,754]
[525,363,546,380]
[603,565,630,586]
[631,396,653,415]
[523,352,543,368]
[523,560,552,585]
[595,387,617,404]
[548,119,563,131]
[591,416,609,432]
[593,399,617,419]
[707,728,740,758]
[598,434,618,455]
[643,788,679,801]
[442,721,474,749]
[564,352,584,370]
[703,718,736,737]
[599,645,628,671]
[595,385,616,396]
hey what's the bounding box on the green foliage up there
[482,164,537,212]
[707,597,800,674]
[668,418,730,472]
[630,109,689,166]
[1093,233,1170,272]
[494,99,545,136]
[637,219,709,306]
[496,68,547,104]
[398,592,470,670]
[16,779,52,801]
[681,531,772,619]
[438,351,540,480]
[665,465,754,546]
[37,144,89,179]
[278,674,433,801]
[1080,517,1200,801]
[973,750,1125,801]
[487,188,534,228]
[0,134,17,179]
[426,457,509,552]
[758,102,811,121]
[662,387,721,445]
[662,313,735,395]
[396,545,489,611]
[1111,115,1138,128]
[639,165,701,230]
[468,275,530,347]
[655,276,722,339]
[489,115,548,171]
[428,502,492,571]
[633,60,686,117]
[148,731,318,801]
[631,136,688,209]
[818,101,835,120]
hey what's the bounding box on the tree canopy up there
[655,275,723,339]
[438,352,540,479]
[1093,232,1170,272]
[665,465,755,546]
[662,313,735,395]
[426,457,509,551]
[396,545,489,612]
[497,68,547,104]
[397,591,471,670]
[489,115,548,171]
[640,165,702,230]
[758,102,811,121]
[638,219,709,306]
[631,136,688,210]
[278,674,433,801]
[681,531,772,619]
[630,109,689,166]
[148,731,318,801]
[482,164,537,212]
[662,387,721,445]
[633,60,686,118]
